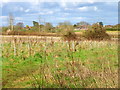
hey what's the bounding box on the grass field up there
[2,37,118,88]
[1,31,119,38]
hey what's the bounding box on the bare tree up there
[15,22,24,30]
[38,16,45,32]
[44,22,53,32]
[8,13,14,31]
[38,16,42,32]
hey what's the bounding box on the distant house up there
[25,26,32,30]
[74,25,89,31]
[74,27,81,31]
[104,25,113,28]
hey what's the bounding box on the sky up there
[0,1,118,26]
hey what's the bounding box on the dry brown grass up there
[2,35,118,88]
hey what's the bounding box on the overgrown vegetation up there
[1,6,119,89]
[105,24,120,31]
[59,24,77,41]
[83,23,111,40]
[2,37,118,88]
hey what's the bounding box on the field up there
[1,31,119,39]
[1,36,118,88]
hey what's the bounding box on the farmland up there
[1,1,119,88]
[1,35,118,88]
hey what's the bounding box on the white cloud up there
[39,11,48,15]
[78,6,88,11]
[59,1,80,9]
[25,9,30,13]
[57,16,85,21]
[26,10,54,16]
[2,21,8,25]
[72,2,80,6]
[47,11,54,14]
[15,17,23,21]
[59,12,70,17]
[87,0,95,4]
[1,0,119,3]
[94,6,98,11]
[78,6,98,11]
[2,0,10,3]
[64,8,73,10]
[0,16,8,20]
[57,17,67,20]
[19,7,31,13]
[39,11,54,15]
[9,6,24,12]
[60,0,67,8]
[8,6,30,13]
[0,16,23,24]
[73,17,86,20]
[0,2,2,8]
[0,16,8,26]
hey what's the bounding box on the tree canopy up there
[76,21,90,26]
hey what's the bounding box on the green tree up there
[26,25,30,30]
[76,21,90,26]
[97,22,103,27]
[33,21,39,26]
[2,26,9,32]
[32,21,39,31]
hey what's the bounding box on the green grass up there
[2,40,118,88]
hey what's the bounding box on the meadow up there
[1,36,118,88]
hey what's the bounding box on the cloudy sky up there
[1,1,118,26]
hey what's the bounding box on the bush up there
[63,31,77,41]
[61,25,77,41]
[31,26,39,31]
[83,23,111,40]
[106,28,119,31]
[2,27,9,32]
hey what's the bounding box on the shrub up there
[2,27,9,32]
[61,25,77,41]
[63,31,77,41]
[106,28,119,31]
[83,23,111,40]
